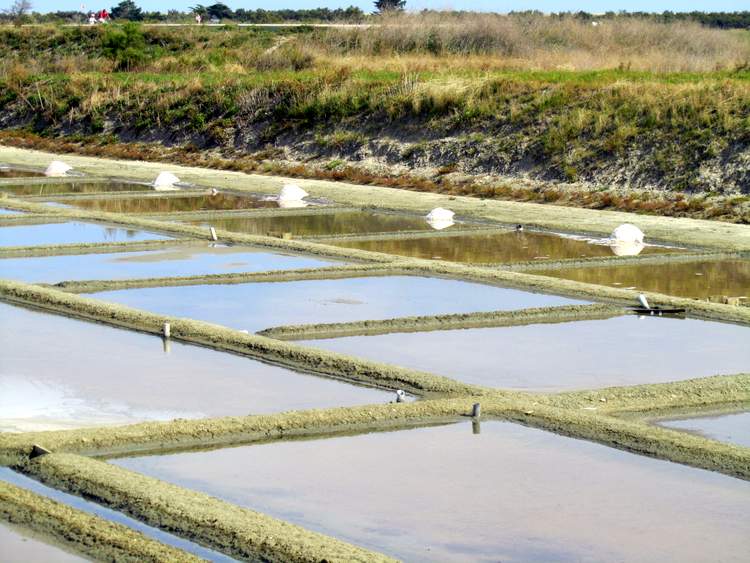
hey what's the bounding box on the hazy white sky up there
[29,0,748,14]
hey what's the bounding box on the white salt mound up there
[278,198,309,209]
[609,240,644,256]
[44,161,72,177]
[279,184,309,202]
[153,172,181,190]
[426,207,454,221]
[611,223,644,243]
[427,217,455,230]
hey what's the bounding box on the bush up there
[101,23,148,70]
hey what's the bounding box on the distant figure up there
[515,224,524,232]
[88,12,97,24]
[195,14,202,24]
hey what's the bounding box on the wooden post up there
[472,403,481,418]
[209,226,218,241]
[163,322,171,338]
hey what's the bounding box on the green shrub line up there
[0,481,203,562]
[257,303,626,340]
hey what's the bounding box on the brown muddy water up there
[187,210,465,237]
[0,302,390,432]
[0,468,234,562]
[299,315,749,391]
[94,276,584,333]
[0,521,87,563]
[0,221,173,247]
[0,167,44,178]
[1,181,147,196]
[656,410,750,448]
[332,230,677,263]
[536,259,750,300]
[113,421,750,563]
[0,244,337,283]
[52,193,278,213]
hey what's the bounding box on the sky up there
[28,0,749,14]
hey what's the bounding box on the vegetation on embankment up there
[1,17,749,220]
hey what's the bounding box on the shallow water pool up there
[536,259,750,299]
[114,421,750,563]
[332,230,676,263]
[1,181,146,196]
[94,276,583,333]
[0,302,390,432]
[657,410,750,448]
[0,244,336,283]
[188,210,460,237]
[299,315,749,391]
[54,192,277,213]
[0,220,172,247]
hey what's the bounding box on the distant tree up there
[190,4,207,17]
[110,0,143,21]
[374,0,405,13]
[4,0,32,23]
[206,2,232,20]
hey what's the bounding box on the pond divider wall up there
[0,480,201,562]
[258,303,627,340]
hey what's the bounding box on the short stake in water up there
[163,322,171,339]
[209,226,218,241]
[472,403,481,418]
[472,420,481,435]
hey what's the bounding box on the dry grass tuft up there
[318,13,750,72]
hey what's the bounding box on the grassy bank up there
[1,18,749,217]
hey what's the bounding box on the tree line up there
[2,2,749,29]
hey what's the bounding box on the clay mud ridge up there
[0,148,749,562]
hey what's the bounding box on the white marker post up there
[163,322,171,338]
[209,226,218,241]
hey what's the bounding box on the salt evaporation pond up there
[0,522,86,563]
[332,230,676,263]
[0,468,233,562]
[1,181,146,196]
[0,221,172,247]
[0,302,390,432]
[54,192,278,213]
[188,210,460,237]
[536,259,750,300]
[657,410,750,448]
[114,421,750,563]
[0,244,336,283]
[300,315,749,391]
[94,276,583,333]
